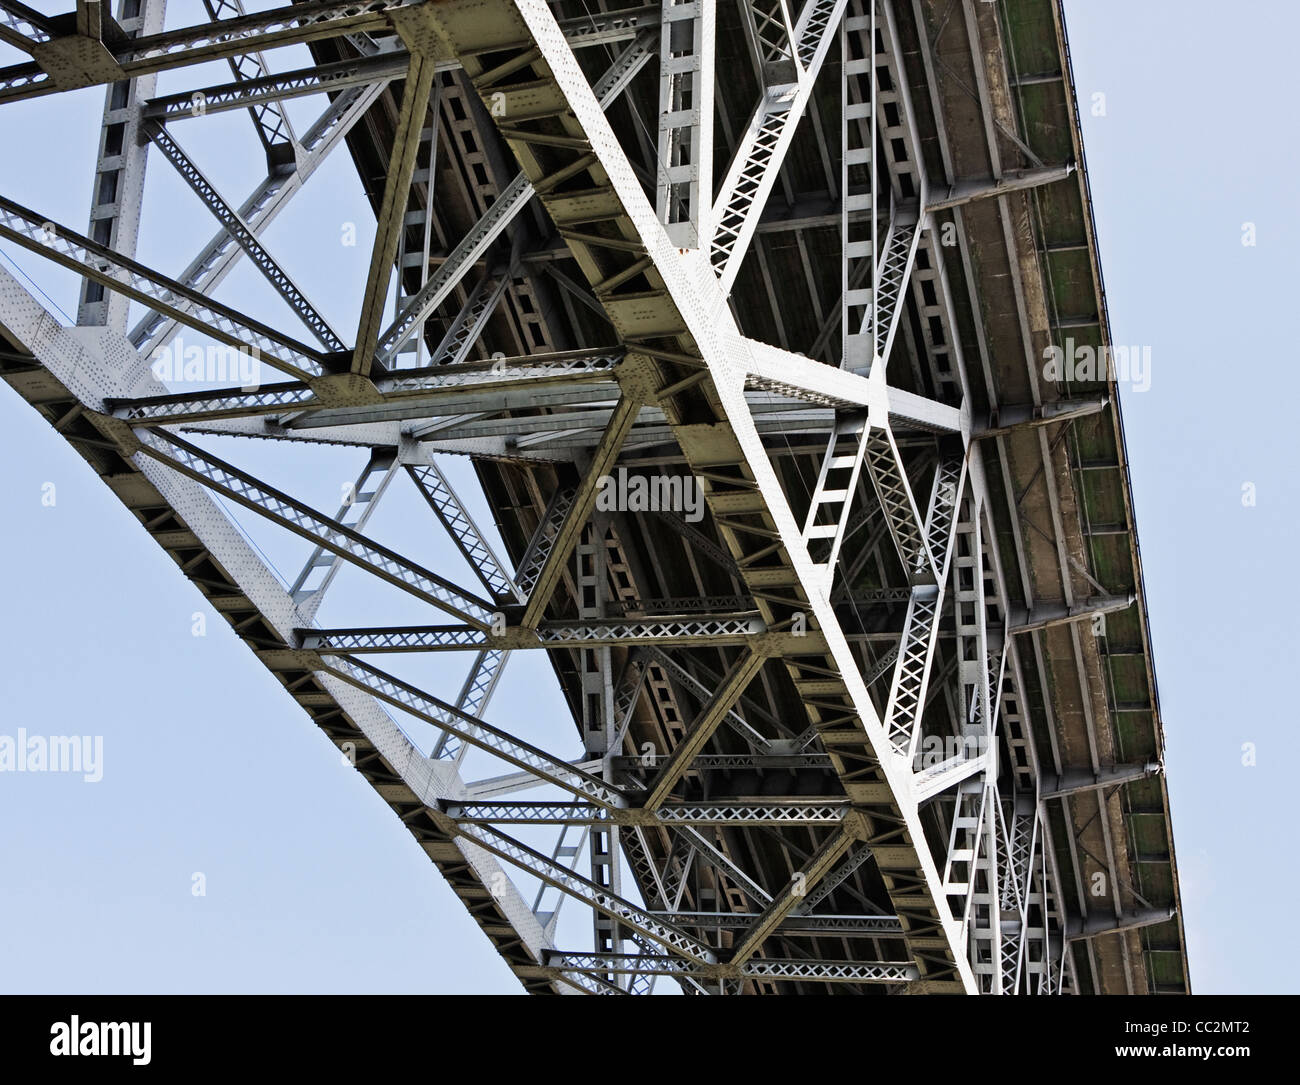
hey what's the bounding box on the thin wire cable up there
[0,246,76,324]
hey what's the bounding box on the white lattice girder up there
[413,0,978,992]
[709,0,848,289]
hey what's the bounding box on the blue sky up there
[1063,0,1300,993]
[0,0,1294,994]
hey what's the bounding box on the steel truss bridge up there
[0,0,1187,994]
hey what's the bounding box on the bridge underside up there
[0,0,1186,993]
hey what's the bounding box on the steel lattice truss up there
[0,0,1186,994]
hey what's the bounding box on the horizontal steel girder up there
[530,953,917,983]
[301,617,825,653]
[4,0,409,104]
[108,350,623,425]
[650,912,902,935]
[138,8,655,121]
[442,801,851,826]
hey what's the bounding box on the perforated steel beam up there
[640,650,768,808]
[656,0,714,248]
[76,0,166,330]
[443,801,849,826]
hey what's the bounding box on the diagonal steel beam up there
[643,646,777,750]
[406,460,522,603]
[863,421,934,582]
[142,120,346,353]
[641,650,768,808]
[431,647,511,762]
[0,195,326,380]
[134,429,494,626]
[728,827,856,964]
[375,172,532,371]
[882,457,964,761]
[351,51,435,377]
[521,390,643,627]
[709,0,847,289]
[289,449,399,621]
[444,819,715,962]
[321,654,623,807]
[868,204,925,371]
[674,824,772,908]
[198,0,297,157]
[737,0,800,79]
[428,268,511,368]
[130,83,387,361]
